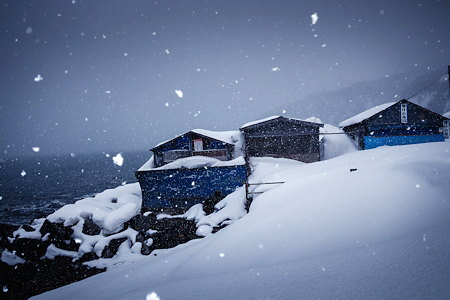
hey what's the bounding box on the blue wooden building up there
[135,129,247,209]
[339,99,450,150]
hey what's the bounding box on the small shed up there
[339,99,450,150]
[136,129,247,210]
[240,116,324,163]
[151,129,241,168]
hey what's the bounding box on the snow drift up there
[33,142,450,300]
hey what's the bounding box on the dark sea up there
[0,150,151,225]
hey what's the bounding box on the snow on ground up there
[33,142,450,299]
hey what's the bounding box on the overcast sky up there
[1,0,449,157]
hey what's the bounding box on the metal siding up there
[368,124,440,137]
[136,165,247,207]
[242,118,321,163]
[364,134,445,149]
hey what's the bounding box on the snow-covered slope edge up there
[34,142,450,300]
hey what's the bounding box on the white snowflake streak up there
[311,12,319,25]
[21,170,27,177]
[146,292,160,300]
[175,90,183,98]
[32,147,40,152]
[34,74,43,82]
[113,153,124,166]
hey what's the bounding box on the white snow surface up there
[1,249,26,266]
[33,142,450,299]
[339,101,396,127]
[46,183,142,233]
[142,156,245,171]
[320,123,358,159]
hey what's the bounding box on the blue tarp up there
[364,134,444,149]
[136,165,247,208]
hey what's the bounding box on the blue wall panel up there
[364,134,444,149]
[136,165,247,207]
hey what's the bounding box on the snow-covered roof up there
[191,129,240,145]
[443,111,450,119]
[339,102,396,128]
[140,156,245,171]
[240,115,323,129]
[152,129,241,150]
[240,116,281,129]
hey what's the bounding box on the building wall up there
[136,165,247,208]
[245,134,321,162]
[242,119,322,163]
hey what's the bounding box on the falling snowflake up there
[219,253,225,257]
[175,90,183,98]
[113,153,124,166]
[21,170,26,177]
[146,292,160,300]
[272,67,280,72]
[32,147,40,152]
[34,74,43,82]
[26,27,33,34]
[311,12,319,25]
[165,49,170,54]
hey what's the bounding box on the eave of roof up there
[151,129,239,151]
[240,115,323,130]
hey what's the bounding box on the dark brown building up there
[240,116,324,163]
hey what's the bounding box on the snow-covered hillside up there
[269,66,450,126]
[33,142,450,300]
